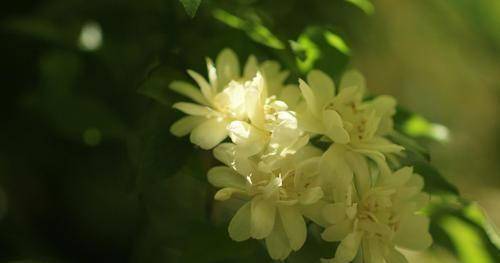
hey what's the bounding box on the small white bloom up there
[320,167,432,263]
[298,69,403,177]
[170,49,292,150]
[208,145,324,260]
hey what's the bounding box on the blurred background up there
[0,0,498,262]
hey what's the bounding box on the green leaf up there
[428,199,500,263]
[290,26,350,75]
[137,63,173,106]
[180,0,202,18]
[212,9,285,50]
[400,151,459,195]
[345,0,375,15]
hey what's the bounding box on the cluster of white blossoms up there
[170,49,432,262]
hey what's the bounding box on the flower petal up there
[322,203,347,224]
[243,55,258,80]
[214,187,245,201]
[190,118,229,149]
[265,216,292,260]
[300,200,329,227]
[213,143,236,166]
[170,116,205,137]
[334,231,363,263]
[321,218,352,242]
[207,166,246,189]
[394,214,432,250]
[340,69,365,93]
[278,205,307,251]
[170,81,209,105]
[299,79,319,118]
[385,248,409,263]
[188,69,214,101]
[299,186,324,205]
[251,196,276,239]
[173,102,212,116]
[279,85,301,109]
[228,202,252,241]
[307,70,335,107]
[216,48,240,88]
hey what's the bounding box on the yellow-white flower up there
[169,49,293,149]
[208,145,324,260]
[320,167,432,263]
[298,69,403,176]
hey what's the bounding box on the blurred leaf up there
[180,0,202,18]
[35,51,128,142]
[428,199,500,263]
[400,151,459,195]
[138,64,173,106]
[346,0,375,15]
[2,17,77,46]
[290,26,350,75]
[212,9,285,50]
[323,30,351,55]
[394,106,450,143]
[389,131,431,161]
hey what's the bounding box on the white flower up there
[320,167,432,263]
[169,49,292,149]
[298,69,403,176]
[208,145,324,260]
[224,79,309,172]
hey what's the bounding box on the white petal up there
[216,48,240,88]
[213,143,236,166]
[299,187,324,205]
[322,219,352,242]
[243,55,258,79]
[187,69,213,100]
[172,102,212,116]
[190,118,229,149]
[265,216,292,260]
[322,203,347,224]
[251,196,276,239]
[300,201,329,227]
[278,205,307,251]
[345,151,371,197]
[299,79,319,118]
[207,166,246,189]
[228,202,252,241]
[334,231,363,263]
[394,214,432,250]
[340,69,365,93]
[307,70,335,107]
[214,187,245,201]
[169,116,205,137]
[169,81,209,105]
[385,248,409,263]
[279,85,301,109]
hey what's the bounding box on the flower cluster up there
[170,49,432,262]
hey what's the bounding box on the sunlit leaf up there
[212,9,285,49]
[180,0,202,18]
[290,27,350,75]
[346,0,375,15]
[323,31,351,55]
[428,199,500,263]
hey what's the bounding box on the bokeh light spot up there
[78,21,103,51]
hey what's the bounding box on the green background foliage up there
[0,0,499,262]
